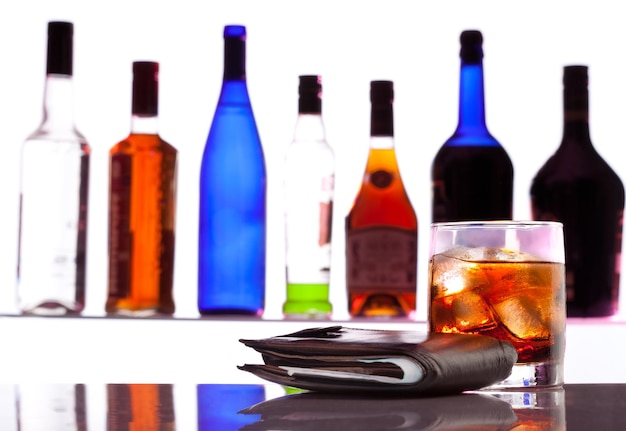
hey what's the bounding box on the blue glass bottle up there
[198,25,266,315]
[431,30,513,222]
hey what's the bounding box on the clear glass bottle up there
[17,21,90,315]
[531,65,625,317]
[431,29,513,222]
[198,25,266,315]
[106,61,178,316]
[345,80,418,318]
[283,75,334,318]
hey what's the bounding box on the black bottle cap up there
[223,24,246,80]
[298,75,322,114]
[370,80,394,104]
[132,61,159,116]
[460,30,483,64]
[563,65,588,88]
[370,80,394,136]
[47,21,73,76]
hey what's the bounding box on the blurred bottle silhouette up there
[106,61,177,317]
[531,65,625,317]
[197,384,265,431]
[17,384,87,431]
[283,75,334,319]
[431,29,513,222]
[345,81,418,318]
[17,21,90,315]
[198,25,266,316]
[106,384,175,430]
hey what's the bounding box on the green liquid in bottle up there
[283,283,332,318]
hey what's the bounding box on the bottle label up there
[318,201,333,247]
[108,153,133,298]
[346,226,417,293]
[369,170,393,189]
[318,173,334,246]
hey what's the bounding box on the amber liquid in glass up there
[346,147,418,317]
[428,253,565,364]
[107,133,177,316]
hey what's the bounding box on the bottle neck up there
[224,37,246,81]
[562,113,591,143]
[562,87,592,144]
[456,61,488,134]
[369,100,394,149]
[131,114,159,135]
[130,62,159,135]
[293,113,326,142]
[218,80,251,105]
[369,136,395,150]
[370,102,393,136]
[41,74,76,130]
[299,92,321,114]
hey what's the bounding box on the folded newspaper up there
[238,326,517,395]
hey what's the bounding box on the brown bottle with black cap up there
[345,80,418,318]
[106,61,178,316]
[531,65,625,317]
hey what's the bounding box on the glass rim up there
[430,220,563,230]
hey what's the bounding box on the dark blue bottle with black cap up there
[431,29,513,222]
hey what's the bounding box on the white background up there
[1,0,625,322]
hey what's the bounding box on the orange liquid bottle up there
[106,61,177,316]
[106,384,176,430]
[345,81,418,318]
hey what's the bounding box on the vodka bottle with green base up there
[283,75,334,318]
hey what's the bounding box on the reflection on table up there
[5,383,626,430]
[106,384,175,430]
[238,388,563,430]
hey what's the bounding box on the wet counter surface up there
[1,383,625,430]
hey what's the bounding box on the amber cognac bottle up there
[345,80,418,318]
[106,61,178,316]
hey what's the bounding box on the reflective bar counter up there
[1,383,625,430]
[1,315,625,429]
